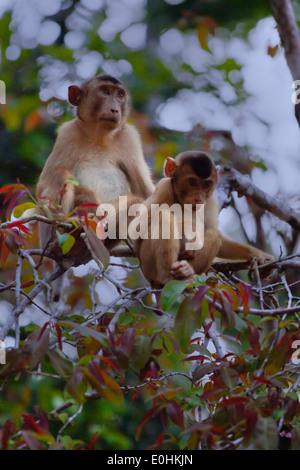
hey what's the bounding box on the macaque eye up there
[117,90,125,98]
[202,181,212,190]
[188,178,198,188]
[100,87,110,95]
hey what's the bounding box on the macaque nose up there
[111,108,119,114]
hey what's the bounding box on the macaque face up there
[172,153,217,209]
[68,75,130,129]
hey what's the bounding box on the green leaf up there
[132,335,152,369]
[13,202,36,218]
[173,296,204,353]
[161,281,187,312]
[56,231,76,254]
[59,321,109,347]
[66,176,79,186]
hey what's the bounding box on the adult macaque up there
[134,151,273,287]
[36,74,155,298]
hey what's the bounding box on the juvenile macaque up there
[134,151,273,287]
[36,74,155,298]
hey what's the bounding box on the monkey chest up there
[75,160,130,203]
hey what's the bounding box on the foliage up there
[0,184,300,450]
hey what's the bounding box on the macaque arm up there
[217,236,274,264]
[138,208,180,286]
[37,165,77,214]
[120,125,155,199]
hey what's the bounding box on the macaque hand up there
[170,260,195,280]
[250,251,275,278]
[251,250,274,266]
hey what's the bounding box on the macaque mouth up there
[100,117,118,123]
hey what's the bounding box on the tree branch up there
[217,166,300,229]
[270,0,300,126]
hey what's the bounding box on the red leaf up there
[204,321,212,335]
[21,414,43,433]
[38,322,49,341]
[249,326,261,355]
[119,327,136,358]
[21,280,34,289]
[238,282,253,314]
[0,183,24,194]
[182,354,207,362]
[244,409,258,445]
[3,186,13,204]
[166,401,185,429]
[154,432,165,449]
[88,361,104,385]
[77,203,99,210]
[6,189,27,219]
[18,224,31,236]
[253,376,273,386]
[200,387,222,401]
[55,324,63,351]
[211,376,223,387]
[220,396,249,406]
[0,241,10,265]
[135,402,160,440]
[88,432,99,450]
[1,419,15,450]
[191,285,210,309]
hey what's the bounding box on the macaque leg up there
[138,210,181,287]
[188,229,222,275]
[139,237,181,288]
[217,236,274,264]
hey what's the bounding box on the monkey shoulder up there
[117,123,143,154]
[147,178,174,205]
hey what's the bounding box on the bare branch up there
[0,265,66,341]
[217,166,300,229]
[270,0,300,126]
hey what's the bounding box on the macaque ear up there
[164,157,178,178]
[68,85,82,106]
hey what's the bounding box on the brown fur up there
[36,75,155,299]
[135,151,273,287]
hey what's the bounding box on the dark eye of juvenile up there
[188,178,198,187]
[203,181,212,189]
[117,91,125,98]
[100,87,110,95]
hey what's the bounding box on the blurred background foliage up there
[0,0,276,189]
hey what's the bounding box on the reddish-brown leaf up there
[191,285,210,309]
[88,432,99,450]
[220,396,249,407]
[249,326,261,355]
[1,419,15,450]
[166,401,185,429]
[55,324,63,351]
[21,414,43,433]
[135,403,160,440]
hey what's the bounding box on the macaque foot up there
[249,252,275,278]
[170,260,195,281]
